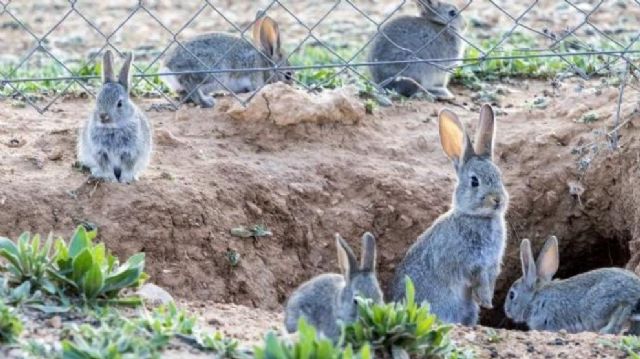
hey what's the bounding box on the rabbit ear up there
[536,236,559,283]
[118,52,134,91]
[102,50,115,83]
[252,11,265,47]
[474,104,495,159]
[438,108,473,167]
[360,232,376,272]
[520,239,536,287]
[336,234,358,280]
[259,16,281,59]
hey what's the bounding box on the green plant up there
[611,336,640,359]
[0,232,56,293]
[62,314,160,359]
[49,226,147,305]
[0,300,23,344]
[254,318,371,359]
[341,278,470,359]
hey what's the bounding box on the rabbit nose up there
[485,195,502,209]
[99,113,110,123]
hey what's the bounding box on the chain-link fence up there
[0,0,638,146]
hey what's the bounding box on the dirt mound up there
[1,79,639,328]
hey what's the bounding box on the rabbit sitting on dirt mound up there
[162,14,293,108]
[391,104,508,325]
[505,236,640,334]
[368,0,466,99]
[77,50,152,183]
[284,232,383,341]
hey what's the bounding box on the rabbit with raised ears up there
[77,50,152,183]
[162,13,293,108]
[505,236,640,334]
[368,0,466,99]
[284,232,383,341]
[391,104,508,325]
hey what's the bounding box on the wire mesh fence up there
[0,0,638,147]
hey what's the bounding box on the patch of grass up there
[254,318,371,359]
[49,226,147,306]
[604,336,640,358]
[341,277,472,359]
[0,226,147,307]
[0,300,23,344]
[0,232,56,294]
[62,304,247,359]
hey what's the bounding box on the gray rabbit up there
[368,0,466,99]
[505,236,640,334]
[284,232,383,341]
[162,15,293,108]
[391,104,508,325]
[77,50,152,183]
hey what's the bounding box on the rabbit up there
[77,50,152,183]
[284,232,383,341]
[391,104,508,326]
[368,0,466,99]
[505,236,640,334]
[162,14,293,108]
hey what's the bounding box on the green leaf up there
[72,249,93,282]
[69,227,90,258]
[0,237,19,259]
[103,267,143,294]
[83,264,104,299]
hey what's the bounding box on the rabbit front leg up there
[118,152,137,183]
[90,151,116,181]
[472,265,499,309]
[600,305,633,334]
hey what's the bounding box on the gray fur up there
[505,237,640,334]
[367,0,466,99]
[284,232,383,341]
[391,104,508,325]
[162,16,292,108]
[77,50,152,183]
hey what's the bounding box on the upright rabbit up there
[77,50,152,183]
[162,15,293,108]
[284,232,383,341]
[368,0,466,99]
[505,236,640,334]
[391,104,508,325]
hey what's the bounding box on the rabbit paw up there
[428,87,455,100]
[472,287,493,309]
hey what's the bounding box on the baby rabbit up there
[505,236,640,334]
[163,14,293,108]
[391,104,508,325]
[77,50,152,183]
[284,232,383,341]
[368,0,466,99]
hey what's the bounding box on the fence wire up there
[0,0,638,143]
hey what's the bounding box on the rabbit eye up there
[470,175,479,187]
[509,290,515,300]
[117,100,123,108]
[284,71,293,81]
[448,9,457,17]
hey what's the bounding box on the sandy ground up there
[1,75,640,357]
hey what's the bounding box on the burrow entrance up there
[481,231,632,329]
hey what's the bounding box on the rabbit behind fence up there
[505,236,640,334]
[391,104,508,326]
[162,14,293,108]
[284,232,383,341]
[368,0,466,99]
[77,50,152,183]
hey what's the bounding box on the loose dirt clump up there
[227,83,366,126]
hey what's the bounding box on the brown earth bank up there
[1,78,640,344]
